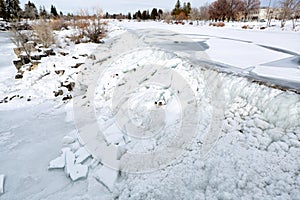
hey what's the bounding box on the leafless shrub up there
[69,8,107,43]
[50,19,69,31]
[32,20,55,48]
[10,27,32,58]
[162,11,173,24]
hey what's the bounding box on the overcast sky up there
[19,0,213,14]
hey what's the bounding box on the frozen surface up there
[0,20,299,199]
[0,174,5,194]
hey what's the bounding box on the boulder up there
[54,90,63,97]
[15,73,23,79]
[43,48,56,56]
[55,70,65,75]
[13,59,23,70]
[13,47,22,57]
[62,95,72,101]
[61,82,75,91]
[20,55,31,64]
[31,54,41,60]
[71,63,84,68]
[60,52,69,56]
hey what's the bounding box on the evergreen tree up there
[172,0,181,15]
[142,10,147,20]
[39,5,48,19]
[6,0,21,20]
[158,9,163,20]
[150,8,158,20]
[136,10,142,19]
[127,12,131,20]
[50,5,58,17]
[0,0,7,19]
[23,1,38,19]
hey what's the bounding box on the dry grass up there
[32,20,56,48]
[209,22,225,27]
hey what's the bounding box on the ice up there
[94,165,118,192]
[254,118,270,130]
[64,148,75,176]
[0,174,5,194]
[64,148,89,181]
[75,147,91,164]
[48,149,66,169]
[69,164,88,181]
[62,136,76,145]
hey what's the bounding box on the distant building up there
[243,7,283,21]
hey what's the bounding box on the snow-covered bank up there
[0,20,299,199]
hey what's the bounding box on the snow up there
[94,165,118,192]
[0,20,299,199]
[75,147,91,164]
[252,66,300,82]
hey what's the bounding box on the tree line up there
[0,0,63,21]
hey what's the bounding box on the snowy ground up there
[0,20,299,199]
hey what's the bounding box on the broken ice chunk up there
[48,148,69,169]
[64,149,75,176]
[62,136,76,145]
[0,174,5,194]
[75,147,91,164]
[94,165,118,192]
[69,164,88,181]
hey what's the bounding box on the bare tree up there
[199,4,210,21]
[280,0,300,29]
[162,11,173,23]
[243,0,261,21]
[189,8,200,24]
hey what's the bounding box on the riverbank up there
[0,20,299,199]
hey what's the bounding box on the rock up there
[94,165,118,192]
[15,73,23,79]
[62,136,76,145]
[62,95,72,101]
[13,47,22,57]
[30,62,40,70]
[79,54,88,57]
[0,174,5,194]
[88,54,96,60]
[55,70,65,76]
[59,52,69,56]
[54,90,63,97]
[71,63,84,68]
[20,55,31,65]
[72,56,78,59]
[43,48,56,56]
[30,54,41,60]
[75,147,91,164]
[61,82,75,91]
[13,59,23,70]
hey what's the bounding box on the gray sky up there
[19,0,211,14]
